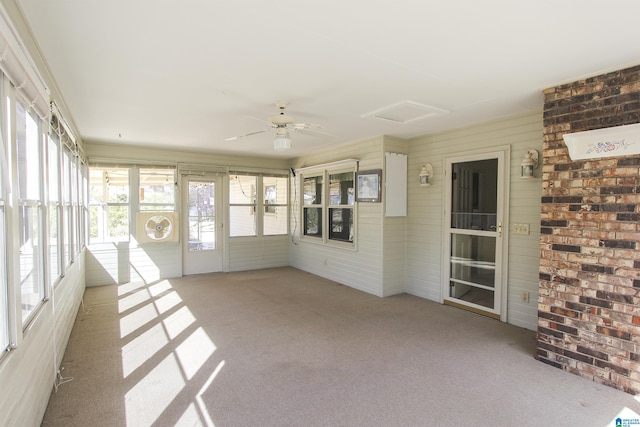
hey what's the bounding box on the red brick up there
[540,64,640,396]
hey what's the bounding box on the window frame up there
[0,74,8,353]
[89,165,178,246]
[299,163,356,248]
[88,166,131,244]
[15,95,47,327]
[46,126,62,287]
[138,166,177,212]
[262,175,288,236]
[229,173,289,238]
[0,53,86,357]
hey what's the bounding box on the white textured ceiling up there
[16,0,640,158]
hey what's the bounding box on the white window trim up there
[229,173,289,238]
[298,160,357,250]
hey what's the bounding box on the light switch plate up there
[513,223,530,235]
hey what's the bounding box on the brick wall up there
[537,64,640,395]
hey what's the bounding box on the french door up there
[443,149,508,320]
[182,175,223,275]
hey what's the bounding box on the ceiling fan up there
[226,100,324,150]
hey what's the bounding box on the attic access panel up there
[361,100,448,123]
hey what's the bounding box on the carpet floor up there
[41,267,639,426]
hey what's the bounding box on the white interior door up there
[443,149,508,320]
[183,175,223,275]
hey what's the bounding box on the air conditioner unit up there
[136,212,179,244]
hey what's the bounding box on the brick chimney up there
[537,64,640,395]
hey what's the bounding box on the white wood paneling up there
[0,253,85,427]
[229,236,289,271]
[382,138,409,296]
[85,242,182,286]
[291,137,385,296]
[406,112,543,330]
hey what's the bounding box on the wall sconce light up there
[520,150,538,179]
[419,163,433,186]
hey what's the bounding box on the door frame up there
[180,170,228,275]
[441,146,510,322]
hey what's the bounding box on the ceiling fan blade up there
[288,122,323,131]
[225,128,270,141]
[292,127,337,138]
[246,115,271,125]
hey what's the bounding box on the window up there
[229,174,288,237]
[229,175,256,237]
[89,167,130,243]
[303,175,323,238]
[47,127,61,285]
[79,159,88,251]
[139,168,175,211]
[0,43,85,349]
[62,145,73,262]
[301,164,355,245]
[71,151,79,255]
[16,100,45,323]
[0,75,7,350]
[328,172,354,243]
[263,176,287,236]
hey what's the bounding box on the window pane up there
[48,134,60,202]
[303,207,322,237]
[0,77,7,346]
[48,205,60,284]
[71,156,78,254]
[329,208,353,242]
[0,206,7,350]
[80,164,88,248]
[263,176,287,204]
[140,168,175,208]
[229,206,256,237]
[16,103,41,200]
[263,176,287,235]
[229,175,256,237]
[264,206,287,236]
[47,134,61,283]
[89,167,130,243]
[63,149,72,260]
[329,172,354,206]
[229,175,255,204]
[16,101,44,323]
[19,205,43,322]
[303,176,322,205]
[106,205,129,240]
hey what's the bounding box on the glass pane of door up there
[450,233,496,309]
[187,181,216,251]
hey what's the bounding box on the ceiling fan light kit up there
[227,100,323,151]
[273,129,292,151]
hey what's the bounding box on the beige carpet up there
[42,267,639,426]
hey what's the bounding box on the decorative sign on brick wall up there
[563,122,640,160]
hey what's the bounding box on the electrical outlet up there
[513,223,530,235]
[521,291,530,303]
